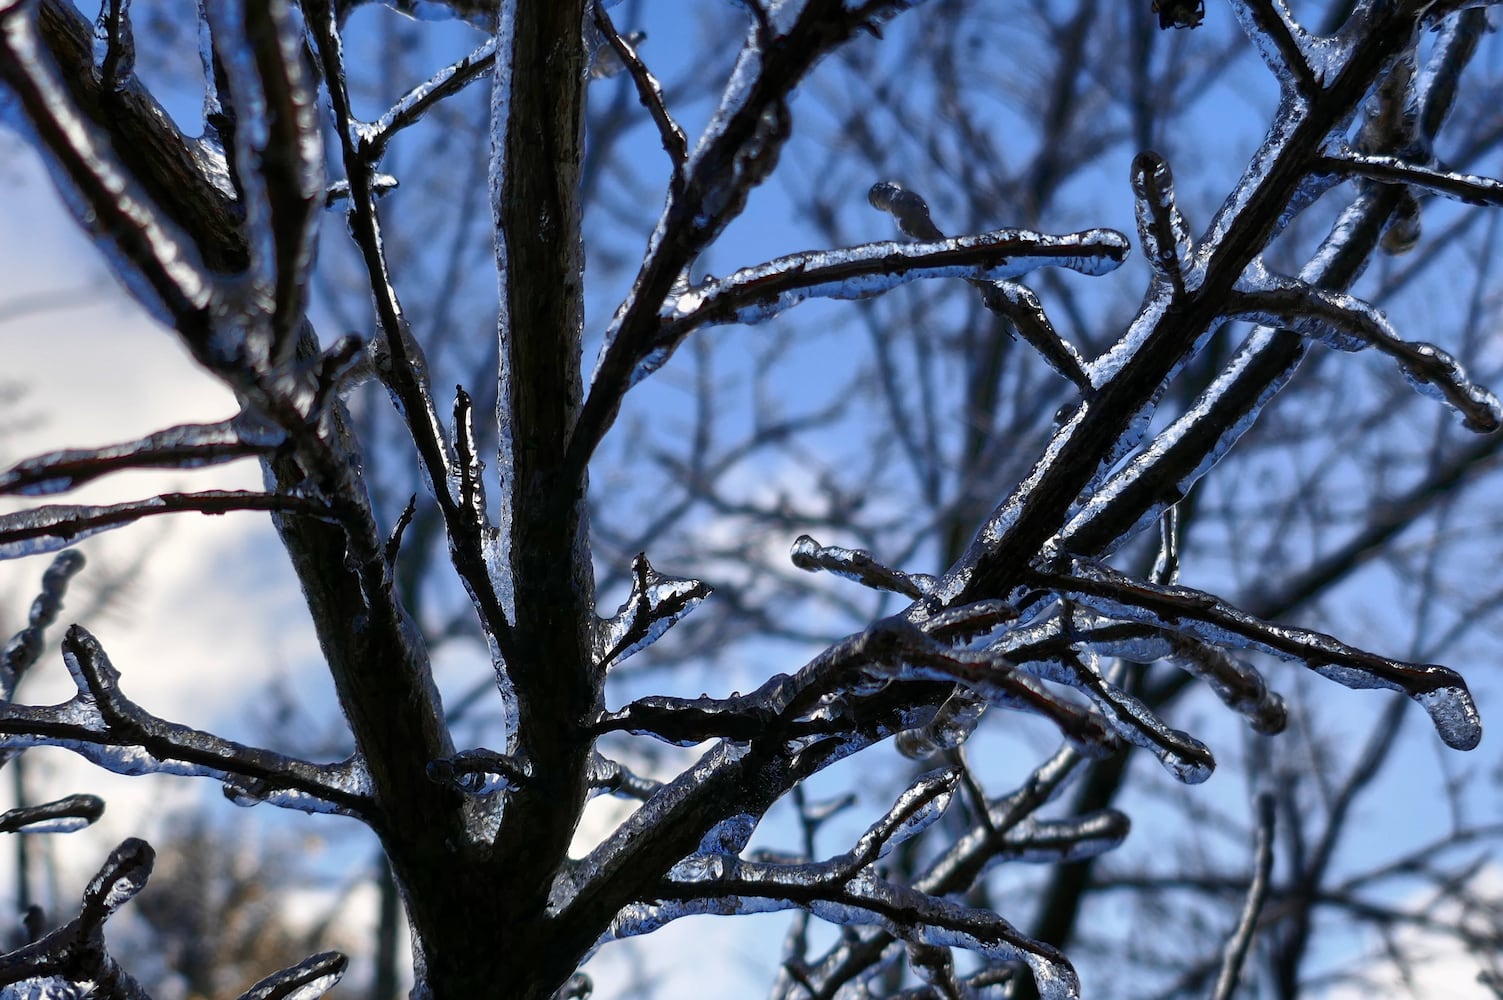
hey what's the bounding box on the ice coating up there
[1000,619,1213,781]
[629,226,1126,389]
[1132,151,1196,292]
[602,859,1080,999]
[1063,324,1301,558]
[0,793,103,835]
[0,497,167,558]
[0,420,257,497]
[1226,274,1503,432]
[896,689,986,759]
[594,554,712,669]
[2,977,91,1000]
[997,812,1130,864]
[586,752,660,799]
[236,952,348,1000]
[661,228,1129,327]
[1414,686,1484,752]
[358,35,498,160]
[0,5,217,333]
[2,549,85,697]
[82,837,153,917]
[791,534,936,599]
[851,768,958,862]
[1049,559,1482,750]
[0,627,378,818]
[0,491,332,562]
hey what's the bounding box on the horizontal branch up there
[1034,560,1481,750]
[790,534,936,599]
[0,793,103,834]
[0,419,271,497]
[633,226,1128,384]
[0,626,375,819]
[619,859,1080,1000]
[0,490,339,559]
[1227,277,1502,431]
[1318,150,1503,205]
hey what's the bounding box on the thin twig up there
[591,1,686,170]
[1213,792,1277,1000]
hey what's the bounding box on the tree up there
[0,1,1501,998]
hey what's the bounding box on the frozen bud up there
[1380,189,1422,255]
[868,181,944,240]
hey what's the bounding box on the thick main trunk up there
[482,3,598,996]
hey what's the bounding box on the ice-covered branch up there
[427,747,531,795]
[1005,614,1287,739]
[571,0,940,478]
[0,419,273,497]
[594,553,712,669]
[622,860,1080,1000]
[0,793,103,834]
[306,2,517,665]
[593,656,841,746]
[877,629,1120,759]
[868,180,943,241]
[0,0,218,338]
[354,33,496,162]
[1034,559,1482,750]
[451,386,490,534]
[347,0,495,28]
[234,951,347,1000]
[848,767,958,866]
[0,836,345,998]
[205,0,324,366]
[1230,0,1319,96]
[1227,277,1503,431]
[0,489,339,559]
[790,534,936,599]
[587,752,662,801]
[1131,151,1196,295]
[998,623,1215,783]
[595,615,1116,757]
[2,550,84,698]
[1164,636,1289,734]
[1059,17,1490,562]
[789,747,1093,996]
[0,626,376,818]
[1318,150,1503,206]
[96,0,134,93]
[0,837,153,996]
[870,180,1093,388]
[591,2,685,170]
[635,226,1126,386]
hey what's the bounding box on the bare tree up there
[0,1,1500,999]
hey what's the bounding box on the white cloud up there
[0,149,329,898]
[1319,865,1503,1000]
